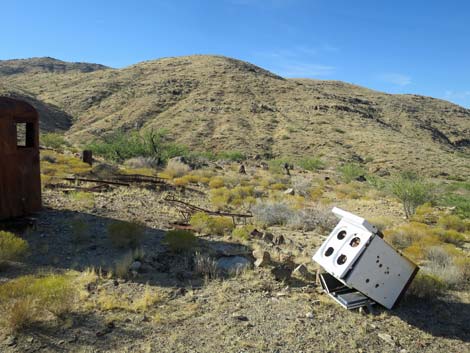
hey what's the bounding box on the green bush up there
[164,230,197,253]
[299,157,325,171]
[407,273,446,299]
[0,231,29,266]
[439,194,470,219]
[87,129,189,163]
[338,163,366,183]
[216,151,246,162]
[190,212,234,235]
[107,220,145,248]
[0,273,77,332]
[40,133,69,150]
[232,225,255,240]
[389,173,435,218]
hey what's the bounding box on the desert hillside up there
[1,55,469,177]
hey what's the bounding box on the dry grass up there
[0,231,29,267]
[165,159,191,178]
[107,220,145,248]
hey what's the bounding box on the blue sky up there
[1,0,470,107]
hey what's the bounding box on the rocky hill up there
[1,55,469,177]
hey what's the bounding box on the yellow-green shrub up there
[437,214,469,233]
[0,273,77,332]
[407,273,446,299]
[0,231,29,266]
[190,212,234,235]
[209,176,225,189]
[107,220,145,248]
[164,230,197,252]
[232,225,255,240]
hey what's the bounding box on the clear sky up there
[2,0,470,107]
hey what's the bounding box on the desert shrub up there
[107,220,145,248]
[338,163,365,183]
[165,159,191,178]
[389,173,435,218]
[194,252,219,279]
[367,216,394,232]
[424,246,464,287]
[69,191,95,209]
[299,157,325,171]
[190,212,234,235]
[287,206,337,232]
[384,222,439,251]
[411,203,439,224]
[40,133,69,150]
[210,187,231,210]
[334,183,362,199]
[41,153,57,163]
[435,229,466,246]
[173,176,189,186]
[407,273,446,299]
[290,176,311,197]
[439,194,470,219]
[209,176,225,189]
[124,156,160,169]
[231,225,255,240]
[114,251,135,278]
[267,158,291,174]
[87,129,189,163]
[251,201,294,226]
[70,217,90,243]
[0,273,77,332]
[216,151,246,162]
[437,214,469,233]
[164,230,197,253]
[0,231,29,267]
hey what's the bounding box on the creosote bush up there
[389,172,434,218]
[40,133,69,150]
[251,201,294,227]
[190,212,234,235]
[107,220,145,248]
[299,157,325,171]
[0,231,29,267]
[164,230,197,253]
[0,273,78,332]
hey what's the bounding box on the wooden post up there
[82,150,93,166]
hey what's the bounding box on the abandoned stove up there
[312,207,418,310]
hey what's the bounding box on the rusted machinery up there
[0,97,41,220]
[313,207,418,309]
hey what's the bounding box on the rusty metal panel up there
[0,97,41,220]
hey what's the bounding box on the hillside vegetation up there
[1,55,469,178]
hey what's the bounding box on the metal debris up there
[312,207,419,310]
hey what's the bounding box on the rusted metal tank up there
[0,97,41,220]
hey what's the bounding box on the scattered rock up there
[130,261,142,272]
[232,314,249,321]
[5,336,17,347]
[273,234,285,245]
[305,312,314,319]
[284,188,295,195]
[378,333,395,346]
[356,175,367,182]
[271,266,292,282]
[253,250,271,268]
[279,253,296,270]
[250,229,264,238]
[293,264,314,280]
[216,256,252,274]
[262,232,274,243]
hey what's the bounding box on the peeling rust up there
[0,97,41,220]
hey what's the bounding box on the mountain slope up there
[1,55,469,177]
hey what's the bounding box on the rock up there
[5,336,17,346]
[273,234,285,245]
[169,156,188,165]
[271,266,292,282]
[293,264,313,280]
[378,333,395,346]
[232,314,249,321]
[284,188,295,195]
[216,256,252,274]
[355,175,367,182]
[279,253,296,270]
[130,261,142,272]
[253,250,271,268]
[305,312,314,319]
[250,229,264,238]
[262,232,274,243]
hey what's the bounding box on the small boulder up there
[216,256,252,274]
[271,266,292,282]
[279,253,296,270]
[273,234,285,245]
[284,188,295,195]
[253,250,271,268]
[129,261,142,272]
[262,232,274,243]
[293,264,314,280]
[250,229,264,238]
